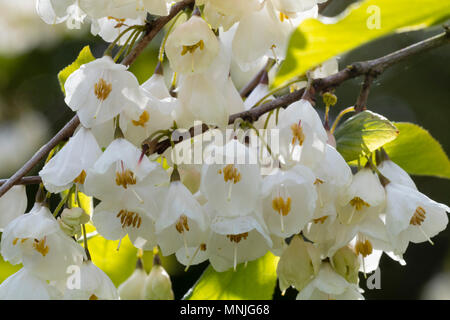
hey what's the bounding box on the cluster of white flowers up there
[0,0,448,300]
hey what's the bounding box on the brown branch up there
[0,0,195,197]
[239,59,275,98]
[150,29,450,155]
[0,176,42,187]
[355,73,376,112]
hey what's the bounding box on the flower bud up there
[276,235,321,293]
[118,260,147,300]
[332,246,360,284]
[142,257,174,300]
[58,207,90,237]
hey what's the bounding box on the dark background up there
[0,0,448,299]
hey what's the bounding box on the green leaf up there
[275,0,450,86]
[384,122,450,179]
[184,252,279,300]
[88,235,138,287]
[58,46,95,95]
[335,110,399,162]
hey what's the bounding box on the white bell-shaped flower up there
[297,263,364,300]
[58,207,90,237]
[64,56,145,128]
[0,268,61,300]
[277,235,321,293]
[337,168,386,225]
[0,185,27,231]
[384,182,449,255]
[90,16,144,45]
[200,139,262,218]
[39,127,102,193]
[275,99,328,168]
[155,180,209,257]
[261,164,317,237]
[84,138,168,204]
[1,204,85,280]
[36,0,85,28]
[92,200,158,250]
[208,213,272,272]
[165,15,220,74]
[62,260,119,300]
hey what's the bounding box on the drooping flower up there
[275,99,328,168]
[142,257,174,300]
[165,15,220,74]
[62,260,119,300]
[155,180,209,257]
[1,204,85,280]
[261,164,317,237]
[39,127,102,193]
[64,56,146,128]
[118,259,147,300]
[297,263,364,300]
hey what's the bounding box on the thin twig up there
[355,73,376,112]
[0,176,42,187]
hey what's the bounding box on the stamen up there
[226,233,248,243]
[290,120,305,146]
[233,243,237,272]
[132,110,150,127]
[410,206,426,226]
[349,197,371,211]
[181,40,205,56]
[184,245,202,272]
[116,210,142,229]
[94,78,112,101]
[73,170,87,184]
[175,215,190,233]
[312,216,328,224]
[32,237,49,257]
[115,168,137,189]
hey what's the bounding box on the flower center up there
[32,237,49,257]
[115,169,136,189]
[181,40,205,56]
[355,238,373,258]
[218,164,241,184]
[132,110,150,127]
[410,206,426,226]
[349,197,370,211]
[313,216,329,224]
[116,210,142,229]
[226,233,249,244]
[272,196,291,216]
[73,170,87,184]
[200,243,207,251]
[175,214,190,234]
[107,16,126,28]
[290,121,305,146]
[94,78,112,101]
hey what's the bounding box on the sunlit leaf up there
[57,45,95,95]
[384,122,450,179]
[275,0,450,86]
[184,252,279,300]
[335,110,399,162]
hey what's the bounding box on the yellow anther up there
[89,294,99,300]
[227,233,249,243]
[73,170,87,184]
[220,164,241,184]
[314,178,324,185]
[132,110,150,127]
[115,169,136,189]
[272,196,292,217]
[200,243,207,251]
[291,122,305,146]
[107,16,126,28]
[175,214,190,234]
[313,216,329,224]
[116,210,142,229]
[94,78,112,101]
[410,206,426,226]
[33,237,49,257]
[349,197,370,211]
[355,239,373,258]
[181,40,205,56]
[279,12,289,22]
